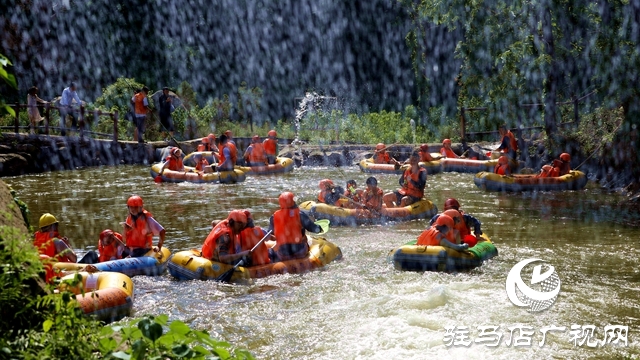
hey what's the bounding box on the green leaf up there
[110,351,132,360]
[192,345,211,355]
[172,344,191,358]
[43,319,53,332]
[131,339,148,360]
[98,336,117,353]
[139,320,163,342]
[155,314,169,325]
[169,320,191,336]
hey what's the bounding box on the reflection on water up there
[7,165,640,359]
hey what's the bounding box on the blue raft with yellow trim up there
[53,247,172,277]
[474,170,588,192]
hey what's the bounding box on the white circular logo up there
[506,258,561,312]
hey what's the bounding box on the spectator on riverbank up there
[132,86,150,143]
[59,82,83,136]
[27,86,48,135]
[158,87,176,141]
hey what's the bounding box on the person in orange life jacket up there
[193,153,213,174]
[417,214,469,251]
[121,195,165,257]
[496,124,518,159]
[536,164,558,178]
[97,229,128,262]
[33,213,78,263]
[201,210,250,264]
[440,139,460,158]
[553,153,572,176]
[159,147,185,175]
[429,198,483,247]
[236,210,271,266]
[362,176,384,211]
[217,134,236,171]
[268,192,322,262]
[224,130,236,146]
[244,135,268,166]
[264,130,278,164]
[494,155,511,175]
[131,86,149,143]
[344,180,364,203]
[418,144,443,162]
[383,152,427,208]
[318,179,344,206]
[373,143,399,165]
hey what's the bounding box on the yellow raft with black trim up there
[150,163,246,183]
[54,247,172,277]
[235,157,295,175]
[299,199,438,226]
[389,234,498,272]
[358,156,443,175]
[474,170,587,192]
[167,236,342,282]
[58,271,134,322]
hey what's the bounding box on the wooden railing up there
[6,103,119,141]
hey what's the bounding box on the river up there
[6,165,639,359]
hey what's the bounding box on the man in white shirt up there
[59,82,83,136]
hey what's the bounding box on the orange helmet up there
[443,139,452,145]
[443,209,462,227]
[268,130,277,137]
[202,137,210,144]
[560,153,571,162]
[375,143,385,150]
[100,229,114,241]
[227,210,247,224]
[419,144,429,153]
[208,133,216,141]
[498,155,509,165]
[252,135,260,142]
[319,179,335,190]
[127,195,143,207]
[224,130,232,137]
[443,198,460,211]
[279,192,295,209]
[541,165,553,173]
[434,214,454,229]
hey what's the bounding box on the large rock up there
[0,180,29,235]
[0,153,29,176]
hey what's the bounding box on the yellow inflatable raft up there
[167,236,342,282]
[54,247,172,277]
[358,156,443,175]
[235,157,295,175]
[150,163,246,183]
[474,170,588,192]
[389,234,498,272]
[299,199,438,226]
[58,271,134,322]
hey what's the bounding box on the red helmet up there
[279,192,295,209]
[498,155,509,165]
[127,195,143,207]
[252,135,260,142]
[202,137,210,144]
[560,153,571,162]
[443,209,462,227]
[443,198,460,211]
[434,214,454,229]
[268,130,277,137]
[419,144,429,153]
[319,179,334,190]
[443,139,452,145]
[171,147,182,157]
[375,143,385,150]
[227,210,247,224]
[100,229,114,241]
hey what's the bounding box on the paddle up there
[314,219,330,235]
[339,195,382,216]
[374,143,399,153]
[215,230,273,282]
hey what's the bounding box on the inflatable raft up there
[182,151,218,166]
[389,235,498,272]
[440,157,519,173]
[150,163,246,184]
[167,236,342,282]
[299,199,438,226]
[235,157,295,175]
[473,170,588,192]
[58,271,134,322]
[54,247,172,277]
[357,156,443,175]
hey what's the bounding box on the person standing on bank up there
[132,86,150,143]
[59,82,83,136]
[27,86,48,135]
[158,87,176,141]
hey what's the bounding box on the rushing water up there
[7,165,640,359]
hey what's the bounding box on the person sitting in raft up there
[264,130,278,164]
[268,192,322,262]
[34,213,78,264]
[217,134,236,171]
[318,179,344,206]
[418,144,443,162]
[236,210,271,266]
[121,195,165,257]
[97,229,128,262]
[440,139,461,158]
[494,155,511,176]
[383,152,426,208]
[224,130,239,162]
[362,176,384,211]
[159,147,184,175]
[416,214,469,251]
[244,135,268,166]
[373,143,399,165]
[496,123,518,159]
[536,164,558,178]
[193,153,213,174]
[201,210,250,265]
[344,179,363,203]
[224,130,236,146]
[429,198,483,248]
[552,153,572,176]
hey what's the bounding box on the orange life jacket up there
[239,227,270,266]
[133,92,147,115]
[195,158,209,171]
[440,147,458,158]
[502,130,518,153]
[273,207,304,246]
[344,189,363,203]
[125,209,154,249]
[165,156,184,171]
[263,138,277,155]
[420,152,435,162]
[99,232,123,262]
[363,187,383,209]
[248,143,267,164]
[557,162,571,176]
[228,142,238,165]
[197,144,206,152]
[201,219,237,260]
[374,152,391,164]
[494,164,510,175]
[33,230,74,262]
[218,143,237,166]
[417,227,442,246]
[399,167,426,199]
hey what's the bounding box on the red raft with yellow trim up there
[357,157,443,175]
[167,236,342,282]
